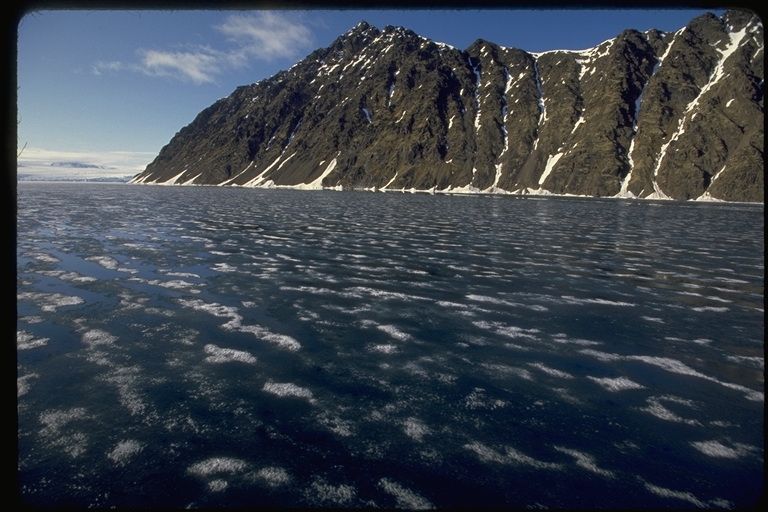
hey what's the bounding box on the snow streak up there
[649,26,749,199]
[532,58,546,151]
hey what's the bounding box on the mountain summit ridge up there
[131,10,764,202]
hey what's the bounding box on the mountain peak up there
[346,20,377,37]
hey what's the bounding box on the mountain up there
[130,10,764,202]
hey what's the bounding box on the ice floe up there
[402,417,430,442]
[17,291,84,312]
[587,376,646,392]
[528,362,574,379]
[84,256,119,270]
[17,330,49,350]
[17,373,38,397]
[464,388,507,409]
[178,298,300,351]
[553,446,615,478]
[187,457,247,477]
[378,478,433,510]
[464,442,562,470]
[107,440,143,464]
[308,479,356,505]
[203,344,256,364]
[690,440,759,459]
[255,466,291,487]
[263,382,315,403]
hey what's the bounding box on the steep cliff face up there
[131,11,763,202]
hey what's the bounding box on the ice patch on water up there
[587,376,646,392]
[464,442,562,469]
[551,333,600,346]
[187,457,247,477]
[378,478,433,509]
[725,354,764,369]
[341,286,399,300]
[481,363,534,380]
[39,407,85,435]
[82,329,117,348]
[628,355,761,400]
[107,440,143,464]
[528,362,574,379]
[473,320,540,340]
[692,306,729,312]
[316,411,354,437]
[85,256,119,270]
[246,328,301,351]
[464,388,507,409]
[551,387,582,404]
[370,344,398,354]
[403,361,429,378]
[17,291,84,312]
[146,279,200,292]
[18,315,45,324]
[143,307,175,316]
[579,349,623,361]
[158,270,201,278]
[212,262,238,272]
[308,479,356,505]
[17,330,49,350]
[377,324,412,341]
[24,251,60,263]
[39,270,98,282]
[690,440,758,459]
[466,293,547,311]
[207,479,228,492]
[17,373,38,397]
[640,396,701,425]
[256,466,291,487]
[39,407,89,458]
[436,300,470,309]
[554,446,615,477]
[402,417,430,441]
[561,296,635,307]
[643,482,709,508]
[578,351,760,401]
[204,344,257,364]
[178,298,301,351]
[263,382,315,402]
[100,365,149,415]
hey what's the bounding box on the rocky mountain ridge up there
[131,10,764,202]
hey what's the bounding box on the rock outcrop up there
[131,10,763,202]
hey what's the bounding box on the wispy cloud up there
[216,11,314,62]
[92,12,314,84]
[92,60,126,75]
[139,47,222,84]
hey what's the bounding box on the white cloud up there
[139,47,222,84]
[215,11,314,62]
[92,11,314,85]
[92,60,126,75]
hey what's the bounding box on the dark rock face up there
[131,12,763,202]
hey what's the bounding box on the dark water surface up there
[17,183,763,508]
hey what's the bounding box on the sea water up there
[17,183,763,508]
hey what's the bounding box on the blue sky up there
[16,8,721,179]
